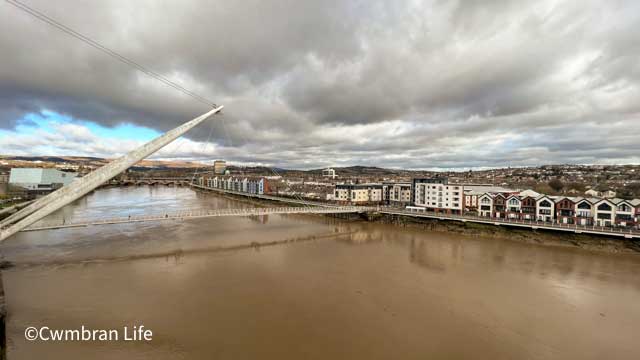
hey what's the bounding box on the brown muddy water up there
[1,186,640,359]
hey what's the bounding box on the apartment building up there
[387,182,411,205]
[411,178,463,214]
[200,176,269,195]
[334,184,383,204]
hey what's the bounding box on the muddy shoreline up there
[370,212,640,254]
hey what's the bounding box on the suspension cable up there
[5,0,217,108]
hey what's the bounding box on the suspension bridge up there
[22,206,375,232]
[0,108,374,241]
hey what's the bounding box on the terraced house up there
[405,178,640,229]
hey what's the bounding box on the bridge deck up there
[24,205,373,232]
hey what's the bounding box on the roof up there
[464,185,517,193]
[518,189,540,197]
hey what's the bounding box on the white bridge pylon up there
[0,106,224,242]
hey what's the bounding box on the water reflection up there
[2,186,640,360]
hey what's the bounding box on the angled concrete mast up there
[0,106,223,242]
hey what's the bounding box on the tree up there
[548,178,564,193]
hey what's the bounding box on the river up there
[2,186,640,359]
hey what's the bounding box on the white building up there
[9,168,76,191]
[478,193,494,217]
[322,168,337,179]
[506,195,522,219]
[412,178,463,214]
[202,176,268,195]
[536,195,555,222]
[593,199,615,227]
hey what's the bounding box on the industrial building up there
[9,168,76,192]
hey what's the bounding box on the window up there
[618,204,631,212]
[481,197,491,204]
[598,203,612,211]
[508,198,519,205]
[540,200,551,207]
[577,202,591,209]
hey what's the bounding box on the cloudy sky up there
[1,0,639,170]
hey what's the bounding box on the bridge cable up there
[221,118,313,209]
[189,117,216,187]
[5,0,218,108]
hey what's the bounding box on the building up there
[493,193,507,218]
[505,195,522,219]
[575,198,596,226]
[633,200,640,225]
[213,160,227,175]
[612,198,636,227]
[535,195,555,222]
[478,193,494,217]
[9,168,76,191]
[387,182,411,206]
[334,184,383,204]
[462,184,518,214]
[585,189,617,198]
[200,175,269,195]
[593,199,615,227]
[555,197,577,224]
[520,196,537,220]
[412,178,463,214]
[322,168,337,179]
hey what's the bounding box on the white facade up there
[614,199,634,227]
[594,199,615,226]
[203,176,266,195]
[536,196,555,222]
[9,168,76,191]
[322,168,337,179]
[478,193,493,217]
[506,195,521,219]
[575,199,595,225]
[413,182,463,213]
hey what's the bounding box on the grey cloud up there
[1,0,639,169]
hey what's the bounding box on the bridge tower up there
[0,106,223,242]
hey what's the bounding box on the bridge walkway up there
[24,205,374,232]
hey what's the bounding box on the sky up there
[1,0,639,170]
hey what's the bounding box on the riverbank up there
[371,212,640,254]
[192,187,640,254]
